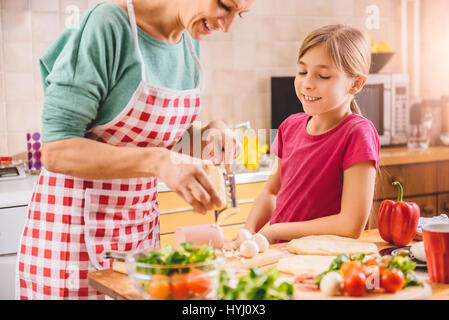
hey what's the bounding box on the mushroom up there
[237,228,253,245]
[252,233,269,253]
[239,239,259,258]
[319,272,343,296]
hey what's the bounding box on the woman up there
[16,0,255,299]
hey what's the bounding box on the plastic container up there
[423,223,449,283]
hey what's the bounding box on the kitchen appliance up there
[0,175,38,300]
[354,73,410,146]
[214,171,238,225]
[270,73,410,146]
[0,165,27,182]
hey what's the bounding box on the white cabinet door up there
[0,253,18,300]
[0,206,28,255]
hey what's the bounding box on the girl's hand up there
[259,226,277,245]
[202,120,243,173]
[156,149,223,214]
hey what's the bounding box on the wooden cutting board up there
[294,281,432,300]
[225,246,294,270]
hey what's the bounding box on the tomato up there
[365,257,379,266]
[147,275,170,300]
[186,269,211,294]
[343,271,366,297]
[380,268,405,293]
[170,274,189,300]
[340,261,367,278]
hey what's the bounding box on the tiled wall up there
[0,0,428,156]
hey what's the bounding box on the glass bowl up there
[126,248,225,300]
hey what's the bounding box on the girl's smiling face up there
[295,44,355,117]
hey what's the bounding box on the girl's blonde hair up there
[298,24,371,115]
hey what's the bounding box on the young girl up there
[244,24,380,243]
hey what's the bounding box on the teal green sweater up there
[40,2,200,142]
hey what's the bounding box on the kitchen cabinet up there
[0,175,38,300]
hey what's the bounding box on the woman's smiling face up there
[186,0,255,40]
[295,44,355,117]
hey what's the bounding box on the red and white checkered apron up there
[16,0,204,300]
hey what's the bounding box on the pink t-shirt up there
[270,113,380,225]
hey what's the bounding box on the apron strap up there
[126,0,204,92]
[185,33,205,92]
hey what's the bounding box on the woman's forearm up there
[42,137,167,180]
[267,211,366,242]
[244,189,277,233]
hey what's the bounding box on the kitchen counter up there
[380,146,449,166]
[87,229,449,300]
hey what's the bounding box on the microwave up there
[271,73,410,146]
[355,73,410,146]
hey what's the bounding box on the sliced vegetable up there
[217,267,294,300]
[380,267,405,293]
[340,260,367,278]
[186,269,211,294]
[170,274,189,299]
[312,252,422,297]
[136,242,216,276]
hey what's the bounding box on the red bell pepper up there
[378,181,420,246]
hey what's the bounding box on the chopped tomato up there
[340,261,367,278]
[170,274,189,300]
[343,271,366,297]
[147,274,170,300]
[186,269,211,294]
[380,268,405,293]
[365,257,379,266]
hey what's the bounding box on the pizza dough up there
[287,235,378,256]
[277,255,336,275]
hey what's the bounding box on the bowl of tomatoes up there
[126,242,225,300]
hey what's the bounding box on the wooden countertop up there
[380,146,449,166]
[87,229,449,300]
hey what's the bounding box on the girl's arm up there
[244,157,282,234]
[260,160,377,243]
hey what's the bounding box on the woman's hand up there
[202,120,243,173]
[156,149,223,214]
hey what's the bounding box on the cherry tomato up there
[380,268,405,293]
[170,274,189,300]
[365,257,379,266]
[186,269,211,294]
[340,261,367,278]
[343,271,366,297]
[147,275,170,300]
